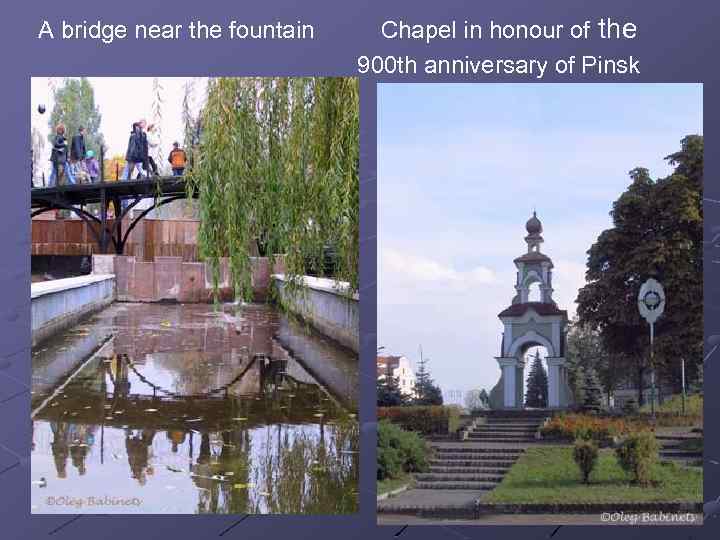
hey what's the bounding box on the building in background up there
[377,355,416,397]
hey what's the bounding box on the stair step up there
[433,447,524,454]
[660,450,702,458]
[428,467,510,474]
[430,459,518,468]
[415,481,497,490]
[415,473,504,483]
[473,430,538,435]
[470,426,537,433]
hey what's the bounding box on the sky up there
[377,83,703,404]
[31,77,207,178]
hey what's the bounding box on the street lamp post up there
[637,278,666,421]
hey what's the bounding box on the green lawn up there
[377,475,414,496]
[486,446,702,504]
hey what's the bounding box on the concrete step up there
[428,466,511,474]
[466,438,537,443]
[415,481,497,490]
[660,450,702,458]
[655,434,701,441]
[415,473,504,483]
[430,459,518,468]
[433,446,524,455]
[467,433,536,440]
[470,430,537,437]
[474,425,539,432]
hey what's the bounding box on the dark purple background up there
[0,0,718,538]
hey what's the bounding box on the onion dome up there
[526,211,542,235]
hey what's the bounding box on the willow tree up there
[187,77,359,301]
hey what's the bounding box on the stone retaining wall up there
[92,254,284,303]
[272,275,359,353]
[31,274,116,347]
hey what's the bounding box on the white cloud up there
[382,248,496,285]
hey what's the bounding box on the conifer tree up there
[377,361,405,407]
[525,351,548,408]
[412,356,443,406]
[581,365,604,412]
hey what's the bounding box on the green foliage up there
[541,413,632,443]
[576,136,703,401]
[580,365,604,412]
[485,446,702,504]
[643,393,703,415]
[377,362,406,407]
[187,77,359,301]
[377,420,429,480]
[566,321,619,405]
[48,77,105,154]
[412,356,443,405]
[524,352,548,408]
[573,439,599,484]
[615,431,660,485]
[377,406,461,436]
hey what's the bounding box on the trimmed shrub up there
[572,439,599,484]
[378,406,461,435]
[377,420,430,480]
[541,414,632,444]
[615,431,660,486]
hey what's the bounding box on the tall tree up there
[524,351,548,408]
[377,362,405,407]
[580,365,604,412]
[576,136,703,403]
[566,320,619,407]
[188,77,359,301]
[412,356,443,406]
[48,78,105,154]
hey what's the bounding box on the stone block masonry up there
[93,254,284,303]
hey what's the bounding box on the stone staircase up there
[378,411,551,516]
[465,413,546,443]
[656,432,702,467]
[415,446,523,490]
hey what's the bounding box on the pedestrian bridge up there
[31,176,195,254]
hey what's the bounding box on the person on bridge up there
[168,141,187,176]
[84,150,100,182]
[49,124,68,186]
[121,122,146,180]
[68,127,86,184]
[144,123,160,176]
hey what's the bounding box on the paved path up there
[378,513,704,525]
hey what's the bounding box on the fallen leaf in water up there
[144,408,158,413]
[313,413,324,418]
[186,418,203,422]
[166,465,183,473]
[258,491,270,497]
[105,416,114,420]
[160,321,172,328]
[232,417,248,422]
[83,406,92,409]
[233,483,255,489]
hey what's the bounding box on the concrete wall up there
[272,275,359,353]
[31,274,116,347]
[93,254,283,303]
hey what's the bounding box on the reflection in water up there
[31,303,359,514]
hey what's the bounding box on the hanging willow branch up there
[186,77,359,302]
